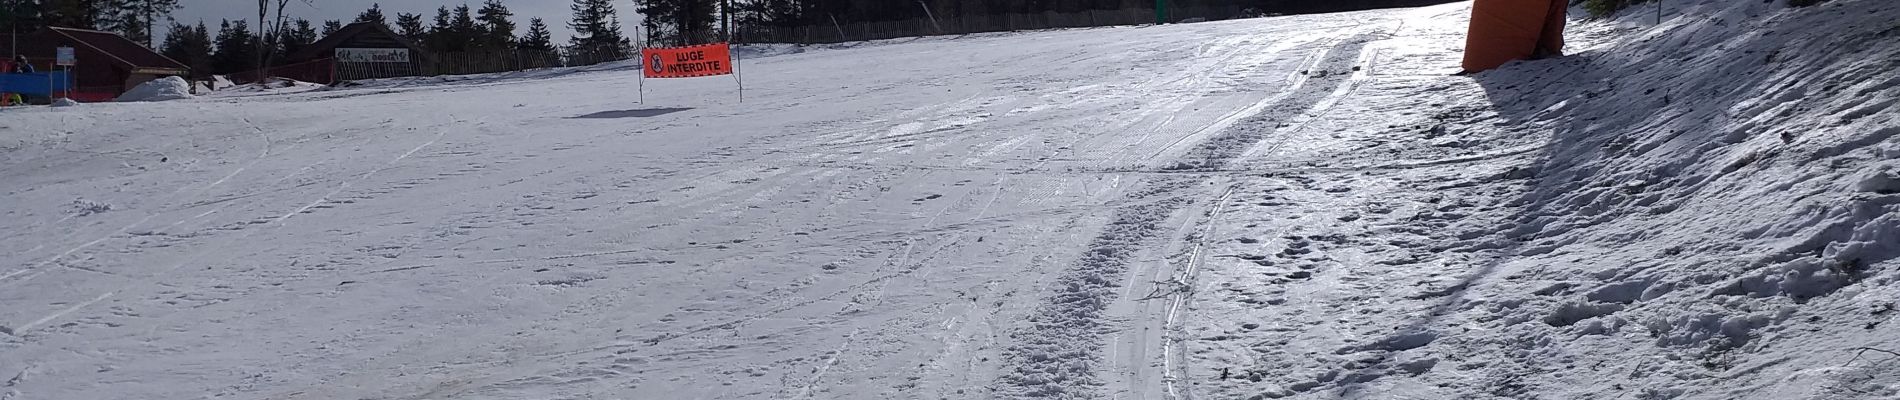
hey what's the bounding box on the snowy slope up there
[0,1,1894,400]
[1177,1,1900,399]
[0,8,1411,400]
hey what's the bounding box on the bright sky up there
[169,0,645,43]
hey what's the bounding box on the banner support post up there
[733,42,743,103]
[637,25,645,104]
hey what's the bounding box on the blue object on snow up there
[0,72,72,96]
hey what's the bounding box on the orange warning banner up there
[643,43,734,78]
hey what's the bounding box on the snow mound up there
[116,76,194,102]
[50,98,80,107]
[228,78,324,93]
[192,78,328,99]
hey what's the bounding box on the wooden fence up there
[241,44,637,84]
[251,6,1266,84]
[718,6,1247,45]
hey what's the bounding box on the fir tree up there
[567,0,625,48]
[105,0,179,47]
[41,0,105,30]
[1,0,45,37]
[475,0,516,50]
[211,19,257,74]
[395,12,425,40]
[517,17,554,52]
[450,4,478,45]
[321,19,342,36]
[426,6,460,52]
[634,0,715,45]
[280,18,317,58]
[355,3,386,25]
[517,17,558,65]
[160,21,213,75]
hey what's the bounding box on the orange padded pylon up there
[1462,0,1568,72]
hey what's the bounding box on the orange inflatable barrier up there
[1463,0,1568,72]
[643,43,734,79]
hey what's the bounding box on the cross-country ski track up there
[7,1,1900,399]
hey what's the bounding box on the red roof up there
[34,27,189,72]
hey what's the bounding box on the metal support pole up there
[637,24,645,104]
[918,0,943,34]
[8,0,17,60]
[733,50,743,102]
[829,14,845,42]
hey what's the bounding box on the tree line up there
[2,0,181,47]
[5,0,629,76]
[164,0,631,75]
[637,0,1457,45]
[6,0,1452,76]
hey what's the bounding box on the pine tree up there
[568,0,625,48]
[517,17,557,66]
[749,0,802,28]
[41,0,105,30]
[1,0,45,37]
[475,0,516,51]
[395,12,425,40]
[355,3,386,25]
[321,19,342,36]
[450,4,478,46]
[426,6,460,52]
[279,18,317,58]
[211,19,257,74]
[104,9,150,45]
[188,22,212,72]
[633,0,715,45]
[104,0,179,47]
[517,17,553,51]
[160,21,214,76]
[159,21,191,65]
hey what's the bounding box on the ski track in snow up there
[4,1,1898,400]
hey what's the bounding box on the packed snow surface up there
[2,1,1896,399]
[115,76,195,102]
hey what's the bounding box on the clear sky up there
[168,0,645,43]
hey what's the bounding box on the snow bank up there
[49,98,79,107]
[1179,1,1899,399]
[1456,2,1900,396]
[116,76,194,102]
